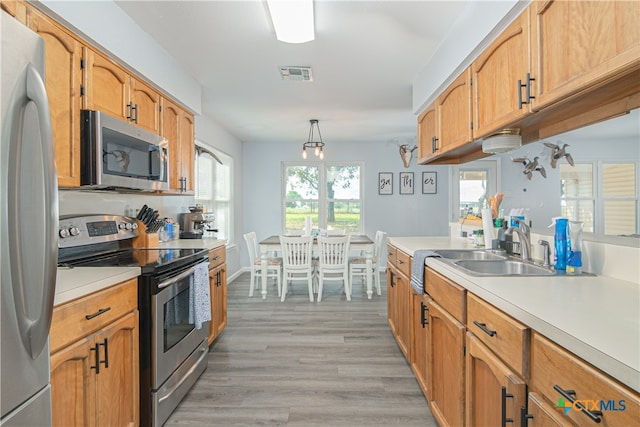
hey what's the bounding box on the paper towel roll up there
[304,216,312,236]
[481,209,494,248]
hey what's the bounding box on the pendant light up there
[302,119,324,159]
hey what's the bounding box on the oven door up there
[151,265,208,388]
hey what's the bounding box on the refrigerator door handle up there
[10,63,58,360]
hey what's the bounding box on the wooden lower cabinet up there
[50,310,139,427]
[465,332,526,427]
[207,245,227,345]
[411,293,430,399]
[386,254,411,359]
[49,279,139,427]
[428,299,465,427]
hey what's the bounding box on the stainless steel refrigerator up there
[1,10,58,427]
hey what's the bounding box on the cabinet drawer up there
[530,333,640,427]
[208,245,226,269]
[467,293,530,379]
[395,249,411,277]
[387,244,397,266]
[425,268,465,323]
[50,279,137,353]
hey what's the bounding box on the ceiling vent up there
[279,66,313,82]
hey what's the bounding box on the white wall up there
[242,140,451,268]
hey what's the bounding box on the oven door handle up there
[158,266,196,290]
[158,345,208,403]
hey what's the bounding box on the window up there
[283,162,362,233]
[451,160,498,222]
[560,161,638,235]
[195,143,232,242]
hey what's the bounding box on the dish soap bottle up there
[566,221,584,275]
[552,217,569,271]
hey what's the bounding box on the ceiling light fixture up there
[266,0,314,44]
[302,119,324,160]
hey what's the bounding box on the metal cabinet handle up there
[396,259,404,264]
[473,320,497,337]
[134,103,139,123]
[420,301,429,327]
[501,386,514,426]
[518,73,535,109]
[520,406,533,426]
[99,338,109,369]
[85,307,111,320]
[127,102,133,120]
[90,343,100,374]
[553,385,603,423]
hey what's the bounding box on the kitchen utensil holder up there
[133,219,159,248]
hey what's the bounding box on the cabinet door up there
[161,97,182,191]
[411,293,430,399]
[438,68,473,152]
[428,299,465,427]
[523,392,574,427]
[95,311,139,427]
[179,111,195,192]
[386,267,398,336]
[395,272,411,359]
[531,0,640,111]
[50,336,97,427]
[472,10,532,138]
[28,7,83,187]
[1,0,27,23]
[130,77,160,134]
[213,264,227,338]
[465,333,526,427]
[84,48,129,122]
[417,102,438,162]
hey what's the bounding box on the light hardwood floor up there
[166,272,437,426]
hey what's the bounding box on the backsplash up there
[59,190,195,221]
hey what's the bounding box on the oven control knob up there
[125,223,133,230]
[59,228,69,238]
[69,226,81,236]
[131,223,138,230]
[119,223,127,230]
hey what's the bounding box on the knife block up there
[133,219,159,248]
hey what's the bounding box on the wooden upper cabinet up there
[417,102,437,162]
[27,7,83,187]
[84,48,129,121]
[130,77,160,134]
[531,0,640,111]
[1,0,27,23]
[472,10,532,138]
[161,97,194,193]
[438,68,473,152]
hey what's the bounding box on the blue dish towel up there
[189,261,211,329]
[410,250,441,294]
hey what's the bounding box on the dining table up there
[258,234,376,300]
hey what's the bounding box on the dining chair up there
[349,230,386,296]
[316,235,351,302]
[244,232,282,297]
[280,235,315,302]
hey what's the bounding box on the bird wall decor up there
[512,156,547,180]
[399,144,418,168]
[543,142,574,168]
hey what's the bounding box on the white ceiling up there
[115,0,470,146]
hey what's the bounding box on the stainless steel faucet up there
[505,219,531,261]
[538,239,551,267]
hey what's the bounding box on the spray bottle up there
[566,221,584,275]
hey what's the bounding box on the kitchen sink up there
[452,259,556,276]
[433,249,508,261]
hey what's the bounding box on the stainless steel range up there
[58,214,210,427]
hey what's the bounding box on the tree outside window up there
[283,163,362,233]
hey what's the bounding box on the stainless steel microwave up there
[80,110,169,191]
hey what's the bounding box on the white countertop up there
[388,236,640,393]
[54,238,226,306]
[55,266,141,306]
